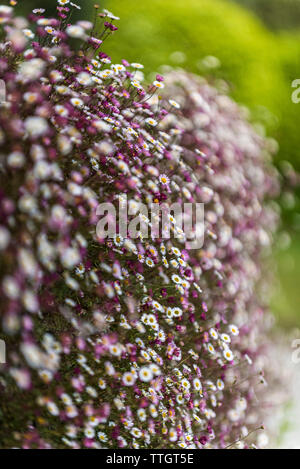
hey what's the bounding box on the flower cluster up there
[0,2,280,449]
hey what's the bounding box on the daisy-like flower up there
[113,234,124,247]
[168,214,177,224]
[141,350,151,361]
[147,314,157,327]
[223,349,234,362]
[169,428,178,442]
[122,372,136,387]
[98,378,106,389]
[159,174,170,185]
[139,366,153,382]
[181,378,191,390]
[25,117,48,138]
[149,364,161,376]
[88,416,100,427]
[112,64,126,73]
[220,333,231,344]
[98,432,108,443]
[137,409,147,422]
[145,118,158,127]
[37,18,52,26]
[131,80,143,90]
[61,393,73,406]
[181,279,190,290]
[172,307,183,318]
[229,324,239,336]
[103,9,120,21]
[76,72,92,86]
[22,29,34,39]
[153,80,165,89]
[131,63,144,69]
[66,25,85,38]
[56,85,70,95]
[169,99,181,109]
[193,414,203,424]
[131,427,142,439]
[145,257,155,268]
[109,343,122,357]
[45,26,55,35]
[7,151,25,169]
[209,328,219,340]
[84,427,95,439]
[39,370,53,384]
[99,70,114,79]
[47,402,60,416]
[217,379,225,391]
[70,97,84,108]
[55,105,69,117]
[193,378,202,392]
[152,300,163,312]
[170,258,180,269]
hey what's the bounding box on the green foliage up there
[272,237,300,328]
[234,0,300,30]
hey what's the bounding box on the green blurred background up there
[23,0,300,328]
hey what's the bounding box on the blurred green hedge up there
[234,0,300,30]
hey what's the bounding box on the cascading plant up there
[0,1,281,449]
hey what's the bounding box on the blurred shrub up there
[234,0,300,30]
[235,0,300,178]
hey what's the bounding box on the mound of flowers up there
[0,2,280,449]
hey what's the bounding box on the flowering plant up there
[0,2,280,449]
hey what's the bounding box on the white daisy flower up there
[220,333,231,344]
[229,324,239,336]
[209,328,219,340]
[139,366,153,382]
[122,372,136,387]
[66,25,85,39]
[22,29,34,39]
[223,349,234,362]
[70,97,84,108]
[131,63,144,69]
[217,379,225,391]
[145,118,158,127]
[153,80,164,89]
[98,431,108,442]
[169,99,181,109]
[193,378,202,392]
[131,427,142,438]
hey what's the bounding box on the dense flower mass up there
[0,2,280,449]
